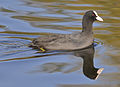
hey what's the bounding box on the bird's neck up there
[82,16,94,33]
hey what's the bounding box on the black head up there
[84,10,103,22]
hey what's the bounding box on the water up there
[0,0,120,87]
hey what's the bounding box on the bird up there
[29,10,103,52]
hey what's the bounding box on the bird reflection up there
[29,44,103,80]
[73,44,104,80]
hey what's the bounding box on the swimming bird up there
[29,10,103,52]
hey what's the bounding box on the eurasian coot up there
[29,10,103,52]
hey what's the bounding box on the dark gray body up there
[30,32,93,50]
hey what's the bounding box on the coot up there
[29,10,103,52]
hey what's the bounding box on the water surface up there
[0,0,120,87]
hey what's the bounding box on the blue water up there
[0,0,120,87]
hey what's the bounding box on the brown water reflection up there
[0,0,120,87]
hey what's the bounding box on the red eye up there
[92,14,95,16]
